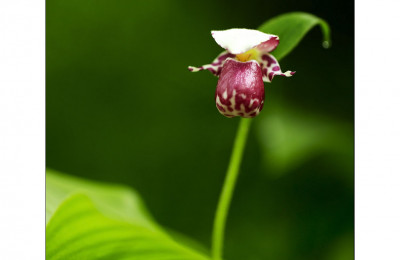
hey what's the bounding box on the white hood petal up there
[211,29,278,54]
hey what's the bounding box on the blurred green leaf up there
[46,169,158,231]
[46,170,211,259]
[46,193,210,260]
[258,12,331,60]
[255,102,353,177]
[166,228,211,256]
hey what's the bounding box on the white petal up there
[211,29,278,55]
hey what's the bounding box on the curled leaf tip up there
[322,40,331,49]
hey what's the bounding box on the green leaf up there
[258,12,331,60]
[46,170,210,259]
[255,102,353,178]
[46,169,158,231]
[46,193,210,260]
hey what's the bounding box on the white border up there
[0,1,45,259]
[356,0,400,259]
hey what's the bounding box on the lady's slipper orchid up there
[189,28,295,118]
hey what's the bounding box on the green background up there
[47,0,354,259]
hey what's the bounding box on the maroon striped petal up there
[259,53,295,83]
[188,51,235,76]
[215,58,264,118]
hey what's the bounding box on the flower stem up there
[212,118,252,260]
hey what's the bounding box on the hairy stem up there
[211,118,252,260]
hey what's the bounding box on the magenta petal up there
[215,59,264,118]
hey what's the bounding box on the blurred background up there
[47,0,353,259]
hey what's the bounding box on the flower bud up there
[215,59,264,118]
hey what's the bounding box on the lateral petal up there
[188,51,235,76]
[259,53,295,83]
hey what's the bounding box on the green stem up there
[211,118,252,260]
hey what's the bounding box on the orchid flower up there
[189,28,295,118]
